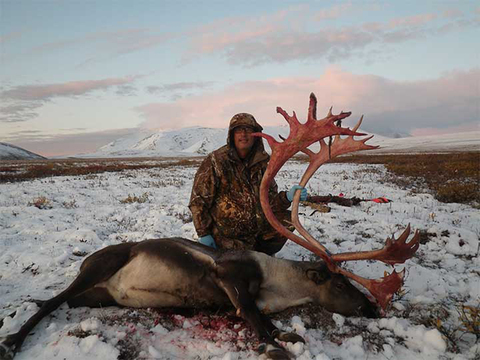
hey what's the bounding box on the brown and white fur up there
[0,237,378,360]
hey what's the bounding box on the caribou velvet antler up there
[253,93,420,309]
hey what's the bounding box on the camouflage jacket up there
[188,114,291,250]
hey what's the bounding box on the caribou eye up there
[335,282,345,290]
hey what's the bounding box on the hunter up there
[188,113,307,255]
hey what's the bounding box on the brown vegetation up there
[331,152,479,206]
[0,157,201,183]
[120,192,150,204]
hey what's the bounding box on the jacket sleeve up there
[188,155,217,237]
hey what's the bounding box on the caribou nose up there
[360,301,381,318]
[360,292,382,318]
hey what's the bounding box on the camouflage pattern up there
[189,113,293,255]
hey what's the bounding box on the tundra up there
[0,94,419,359]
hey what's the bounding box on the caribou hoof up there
[0,336,16,360]
[276,331,305,344]
[258,342,292,360]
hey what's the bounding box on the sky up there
[0,1,479,157]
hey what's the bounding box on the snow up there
[366,131,480,154]
[0,142,45,160]
[0,160,479,359]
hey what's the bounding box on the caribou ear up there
[307,269,330,285]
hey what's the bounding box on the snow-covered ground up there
[0,160,479,359]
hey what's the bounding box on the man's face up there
[233,126,255,157]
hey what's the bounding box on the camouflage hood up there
[227,113,263,147]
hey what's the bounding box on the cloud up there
[312,2,353,21]
[0,76,142,122]
[1,76,140,101]
[185,6,478,67]
[388,13,437,28]
[0,103,44,123]
[15,4,478,69]
[135,67,479,137]
[30,28,174,62]
[183,5,304,64]
[116,84,138,97]
[147,81,215,95]
[0,31,23,44]
[3,128,140,157]
[442,9,463,19]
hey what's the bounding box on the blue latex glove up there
[198,235,217,249]
[287,185,307,202]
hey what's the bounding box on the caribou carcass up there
[0,93,419,360]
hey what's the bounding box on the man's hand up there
[287,185,307,202]
[198,235,217,248]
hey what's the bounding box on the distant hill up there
[365,131,480,154]
[82,125,322,158]
[0,142,46,160]
[78,127,480,158]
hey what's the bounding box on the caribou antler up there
[253,93,420,309]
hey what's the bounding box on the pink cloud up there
[1,76,141,101]
[135,67,479,137]
[0,30,23,44]
[185,5,303,59]
[194,25,278,54]
[186,7,475,67]
[1,76,143,123]
[388,13,437,28]
[443,9,463,19]
[312,3,353,21]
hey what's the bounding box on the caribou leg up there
[212,263,295,360]
[215,278,293,359]
[0,242,135,360]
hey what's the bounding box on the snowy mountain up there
[81,127,480,158]
[0,142,46,160]
[87,127,226,158]
[96,129,156,154]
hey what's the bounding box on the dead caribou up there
[0,93,419,360]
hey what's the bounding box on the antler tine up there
[337,266,405,309]
[327,106,333,117]
[353,115,364,132]
[308,93,318,121]
[331,225,420,265]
